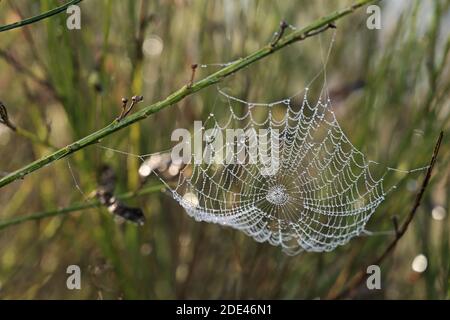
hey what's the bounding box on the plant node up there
[187,64,198,88]
[117,95,144,121]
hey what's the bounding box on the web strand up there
[66,160,89,201]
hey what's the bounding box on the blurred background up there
[0,0,449,299]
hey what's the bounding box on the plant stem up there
[0,0,378,189]
[0,0,83,33]
[0,183,166,230]
[328,131,444,300]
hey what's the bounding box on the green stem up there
[0,0,83,33]
[0,183,165,230]
[0,0,377,189]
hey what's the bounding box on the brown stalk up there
[328,131,444,300]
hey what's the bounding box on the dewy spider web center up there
[266,185,290,206]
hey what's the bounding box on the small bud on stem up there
[117,95,144,122]
[271,20,289,47]
[187,64,198,88]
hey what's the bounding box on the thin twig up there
[0,0,379,189]
[305,22,337,38]
[0,49,60,101]
[0,183,165,231]
[117,97,129,121]
[0,0,83,32]
[117,95,144,121]
[0,49,51,89]
[392,215,400,237]
[271,20,289,47]
[7,1,50,74]
[0,101,57,149]
[187,64,198,88]
[328,131,444,300]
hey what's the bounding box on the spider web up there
[95,32,427,255]
[166,88,387,254]
[97,85,428,255]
